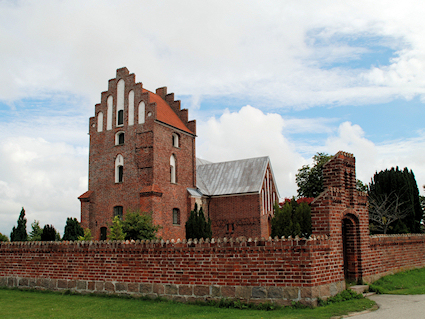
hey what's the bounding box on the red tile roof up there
[143,89,193,134]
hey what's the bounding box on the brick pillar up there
[311,151,369,282]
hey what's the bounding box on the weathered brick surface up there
[80,67,197,241]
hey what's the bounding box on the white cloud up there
[197,105,305,198]
[1,1,425,108]
[0,136,87,237]
[323,122,425,192]
[198,109,425,201]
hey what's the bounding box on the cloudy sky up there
[1,0,424,237]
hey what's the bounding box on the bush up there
[0,232,9,242]
[122,210,160,241]
[320,289,363,306]
[78,228,93,241]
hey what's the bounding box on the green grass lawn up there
[0,288,374,319]
[369,267,425,295]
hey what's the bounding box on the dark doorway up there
[100,227,107,241]
[342,215,361,282]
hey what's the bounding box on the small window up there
[172,208,180,225]
[172,133,179,147]
[226,223,235,233]
[117,110,124,126]
[97,112,103,132]
[115,155,124,183]
[114,206,123,220]
[115,132,124,145]
[118,166,123,183]
[170,154,176,184]
[100,227,107,240]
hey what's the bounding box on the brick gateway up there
[1,152,425,305]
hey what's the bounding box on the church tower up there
[79,67,196,240]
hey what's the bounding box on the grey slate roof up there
[196,156,270,196]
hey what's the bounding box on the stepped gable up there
[144,87,195,135]
[101,67,195,135]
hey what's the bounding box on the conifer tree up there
[271,198,312,238]
[41,224,59,241]
[62,217,84,241]
[108,216,126,240]
[369,167,423,234]
[10,208,28,242]
[29,220,43,241]
[185,204,212,240]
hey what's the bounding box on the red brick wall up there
[209,194,263,238]
[0,237,343,305]
[363,234,425,283]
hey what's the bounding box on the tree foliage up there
[271,198,312,238]
[121,210,160,241]
[78,228,93,241]
[108,216,126,240]
[0,232,9,242]
[41,224,59,241]
[185,204,212,240]
[369,167,423,234]
[29,220,43,241]
[10,208,28,242]
[62,217,84,241]
[296,153,332,198]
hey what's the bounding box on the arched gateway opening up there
[342,214,362,282]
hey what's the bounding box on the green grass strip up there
[0,288,374,319]
[369,267,425,295]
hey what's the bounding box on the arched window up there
[117,110,124,126]
[100,227,107,240]
[107,95,113,130]
[115,154,124,183]
[114,206,123,220]
[172,133,179,147]
[117,79,125,127]
[128,90,134,126]
[97,112,103,132]
[138,101,145,124]
[172,208,180,225]
[170,154,176,184]
[115,132,124,145]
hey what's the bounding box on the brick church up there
[79,68,279,240]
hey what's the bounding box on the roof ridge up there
[198,156,269,166]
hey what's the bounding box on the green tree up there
[0,232,9,242]
[108,216,126,240]
[28,220,43,241]
[41,224,59,241]
[121,210,160,240]
[356,180,368,192]
[369,167,423,234]
[185,204,212,240]
[271,198,312,238]
[78,228,93,241]
[10,208,28,242]
[296,153,332,198]
[62,217,84,241]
